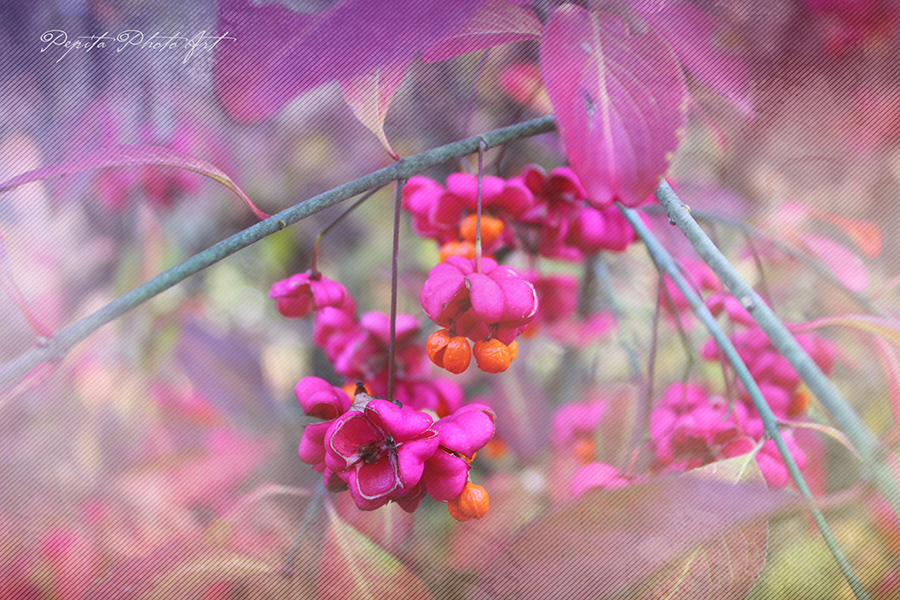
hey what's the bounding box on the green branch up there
[653,179,900,526]
[619,202,870,600]
[0,116,556,393]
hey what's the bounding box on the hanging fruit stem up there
[311,186,383,275]
[475,139,487,275]
[387,179,406,404]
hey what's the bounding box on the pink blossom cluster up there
[402,165,641,262]
[654,257,837,487]
[296,377,495,512]
[270,270,348,319]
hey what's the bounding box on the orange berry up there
[459,213,505,245]
[573,437,595,464]
[448,482,489,521]
[447,499,471,522]
[507,340,518,360]
[787,386,811,418]
[439,240,475,262]
[426,329,471,374]
[426,329,452,366]
[442,336,472,374]
[473,338,515,373]
[482,438,509,459]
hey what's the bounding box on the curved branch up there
[619,202,870,600]
[652,180,900,522]
[0,116,556,393]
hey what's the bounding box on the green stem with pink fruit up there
[619,202,870,600]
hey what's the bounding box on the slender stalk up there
[619,202,871,600]
[311,187,384,275]
[0,116,556,393]
[643,205,884,316]
[387,179,406,404]
[475,139,487,274]
[652,180,900,519]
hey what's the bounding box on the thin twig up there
[619,201,871,600]
[311,186,384,274]
[387,179,406,404]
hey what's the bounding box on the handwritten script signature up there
[39,30,236,63]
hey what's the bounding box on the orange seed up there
[426,329,452,366]
[439,240,475,262]
[473,338,515,373]
[460,213,505,245]
[448,482,489,521]
[442,336,472,374]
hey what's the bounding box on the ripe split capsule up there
[426,329,472,374]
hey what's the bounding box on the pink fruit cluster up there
[296,377,495,512]
[649,280,836,487]
[420,256,537,345]
[269,264,500,516]
[402,165,641,262]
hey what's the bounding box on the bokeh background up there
[2,0,900,598]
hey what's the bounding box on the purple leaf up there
[469,473,794,600]
[175,321,278,432]
[84,540,278,600]
[0,145,269,219]
[421,0,543,63]
[215,0,482,122]
[627,0,753,116]
[630,456,769,600]
[798,233,870,292]
[339,60,409,159]
[539,6,688,207]
[320,509,433,600]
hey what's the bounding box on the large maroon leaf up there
[420,0,543,63]
[215,0,482,122]
[0,145,269,219]
[468,473,794,600]
[174,320,279,432]
[628,456,770,600]
[627,0,752,116]
[339,60,410,159]
[539,6,688,207]
[84,540,278,600]
[319,507,433,600]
